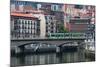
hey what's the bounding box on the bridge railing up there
[47,33,88,39]
[11,32,92,40]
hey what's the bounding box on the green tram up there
[47,32,86,39]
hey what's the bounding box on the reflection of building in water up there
[11,51,86,66]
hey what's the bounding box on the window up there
[34,22,35,25]
[74,5,83,9]
[14,20,17,24]
[37,21,40,26]
[59,5,62,10]
[37,4,41,9]
[46,21,48,24]
[45,16,47,20]
[32,3,37,9]
[28,20,30,24]
[22,20,24,24]
[46,29,48,32]
[50,17,52,20]
[54,5,56,11]
[51,30,53,33]
[25,21,27,24]
[51,26,53,29]
[31,21,32,25]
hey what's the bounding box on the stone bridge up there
[11,39,85,49]
[11,38,86,54]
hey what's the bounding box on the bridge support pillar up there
[56,46,62,53]
[77,41,85,49]
[15,46,25,54]
[15,47,21,54]
[56,46,63,57]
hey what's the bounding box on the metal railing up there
[47,33,88,39]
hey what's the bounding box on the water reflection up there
[11,49,94,66]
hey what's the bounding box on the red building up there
[66,18,91,32]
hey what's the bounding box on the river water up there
[11,48,95,67]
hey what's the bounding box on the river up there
[11,48,95,67]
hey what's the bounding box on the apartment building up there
[45,15,57,36]
[11,12,40,39]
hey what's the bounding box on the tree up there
[59,24,68,33]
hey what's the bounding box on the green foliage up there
[59,24,68,33]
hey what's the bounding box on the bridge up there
[11,33,90,54]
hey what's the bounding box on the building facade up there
[11,13,40,39]
[45,15,57,36]
[69,18,90,32]
[10,0,95,39]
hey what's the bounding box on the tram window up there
[65,34,69,37]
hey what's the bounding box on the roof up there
[11,12,37,19]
